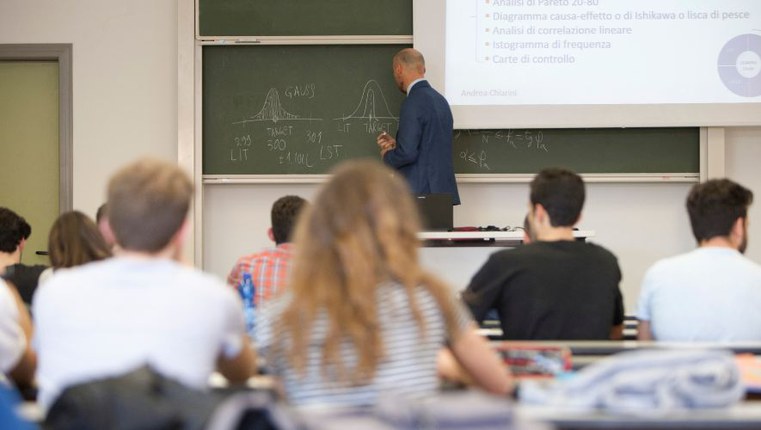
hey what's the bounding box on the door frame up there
[0,44,73,213]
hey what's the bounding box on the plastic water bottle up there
[238,272,256,337]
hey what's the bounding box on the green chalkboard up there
[203,45,409,175]
[202,46,700,176]
[198,0,412,37]
[452,128,700,174]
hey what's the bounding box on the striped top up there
[255,281,472,407]
[227,243,293,307]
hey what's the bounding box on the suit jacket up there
[383,80,460,205]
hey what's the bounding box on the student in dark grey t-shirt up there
[0,207,48,306]
[462,168,624,340]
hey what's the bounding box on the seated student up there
[48,211,112,269]
[0,208,48,306]
[227,195,306,306]
[95,203,117,249]
[38,211,112,285]
[462,167,624,340]
[0,279,35,390]
[638,179,761,341]
[256,160,512,407]
[33,158,255,410]
[481,214,535,324]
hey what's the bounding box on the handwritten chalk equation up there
[230,134,253,162]
[459,148,490,170]
[455,130,549,152]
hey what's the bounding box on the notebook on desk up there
[416,193,453,231]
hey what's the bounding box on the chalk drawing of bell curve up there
[334,80,399,122]
[232,88,321,125]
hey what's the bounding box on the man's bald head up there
[393,48,426,74]
[392,48,426,92]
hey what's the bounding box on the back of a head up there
[271,195,307,245]
[107,158,193,253]
[48,211,112,268]
[686,178,753,243]
[95,203,108,224]
[0,207,31,254]
[393,48,426,74]
[293,159,422,289]
[530,167,585,227]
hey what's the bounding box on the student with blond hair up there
[34,158,255,410]
[256,159,512,407]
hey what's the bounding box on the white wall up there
[0,0,178,215]
[726,128,761,264]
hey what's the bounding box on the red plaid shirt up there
[227,243,294,307]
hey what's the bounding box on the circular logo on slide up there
[718,33,761,97]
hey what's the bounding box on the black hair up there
[529,167,585,227]
[0,207,32,253]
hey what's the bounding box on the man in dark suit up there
[376,48,460,205]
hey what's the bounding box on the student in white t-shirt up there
[33,158,256,409]
[0,279,35,388]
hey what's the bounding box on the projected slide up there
[446,0,761,105]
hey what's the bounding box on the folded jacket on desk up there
[519,349,744,414]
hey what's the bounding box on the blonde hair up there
[107,158,193,252]
[276,160,459,383]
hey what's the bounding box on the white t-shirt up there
[0,280,25,375]
[637,247,761,341]
[33,257,246,409]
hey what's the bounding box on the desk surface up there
[418,230,595,242]
[517,402,761,429]
[492,341,761,356]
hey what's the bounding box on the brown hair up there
[48,211,111,268]
[687,178,753,243]
[107,158,193,252]
[271,195,307,245]
[275,160,460,383]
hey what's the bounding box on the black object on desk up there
[416,193,453,232]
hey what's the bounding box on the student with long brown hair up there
[256,159,512,407]
[37,211,112,288]
[47,211,112,269]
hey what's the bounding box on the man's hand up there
[376,131,396,157]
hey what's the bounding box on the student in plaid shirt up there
[227,195,307,306]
